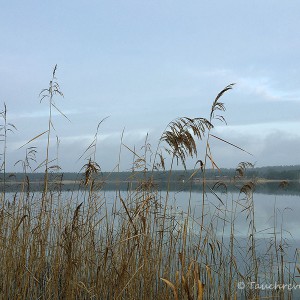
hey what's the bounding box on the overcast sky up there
[1,1,300,172]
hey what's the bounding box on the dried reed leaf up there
[122,143,144,161]
[13,215,28,236]
[181,275,192,300]
[209,134,253,156]
[207,185,225,205]
[158,152,165,171]
[206,153,221,172]
[205,265,213,285]
[161,278,179,300]
[51,102,71,122]
[116,264,144,299]
[197,280,204,300]
[18,130,49,149]
[188,168,200,181]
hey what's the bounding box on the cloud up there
[215,121,300,137]
[238,76,300,102]
[185,67,300,103]
[61,129,150,144]
[9,108,80,120]
[209,124,300,168]
[259,131,300,166]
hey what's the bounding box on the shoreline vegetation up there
[1,67,299,299]
[2,164,300,184]
[2,177,300,186]
[2,167,300,194]
[4,164,300,182]
[3,177,300,184]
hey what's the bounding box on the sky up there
[1,0,300,172]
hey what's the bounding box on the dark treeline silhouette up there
[3,164,300,183]
[1,165,299,195]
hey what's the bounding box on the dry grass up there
[0,67,299,299]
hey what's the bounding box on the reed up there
[0,66,299,299]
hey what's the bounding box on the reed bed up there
[0,67,299,299]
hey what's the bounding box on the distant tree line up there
[2,165,300,183]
